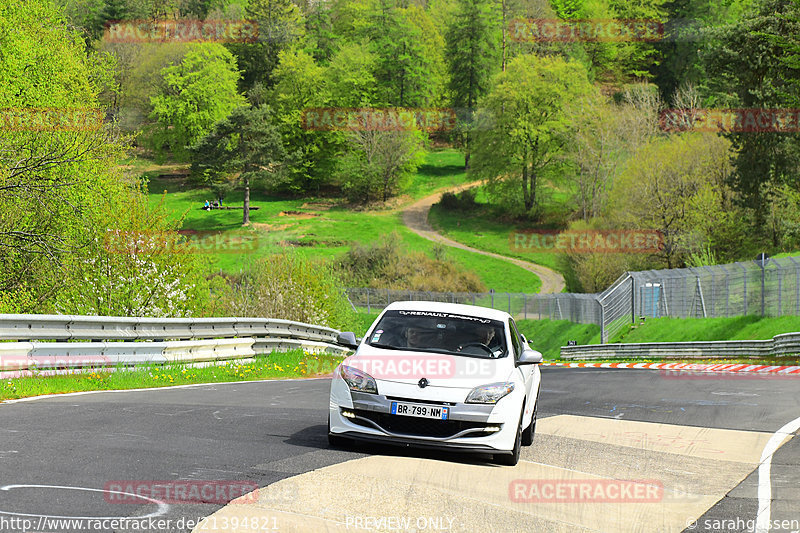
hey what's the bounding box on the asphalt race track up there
[0,368,798,533]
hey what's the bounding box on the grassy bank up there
[139,149,542,293]
[0,350,343,402]
[520,315,800,361]
[614,315,800,343]
[428,191,565,272]
[517,319,602,360]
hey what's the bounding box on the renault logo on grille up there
[418,377,429,388]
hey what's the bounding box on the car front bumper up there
[329,378,520,453]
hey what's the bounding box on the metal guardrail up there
[0,314,350,377]
[560,332,800,360]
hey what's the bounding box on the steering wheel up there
[459,342,494,355]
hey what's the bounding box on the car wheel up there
[494,410,522,466]
[327,415,349,448]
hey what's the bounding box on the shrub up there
[335,233,486,292]
[212,251,355,329]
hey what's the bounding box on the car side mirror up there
[517,349,543,365]
[336,331,358,349]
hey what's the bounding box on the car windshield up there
[367,309,507,358]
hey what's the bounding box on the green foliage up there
[0,0,210,317]
[612,132,736,268]
[516,319,601,359]
[325,42,379,106]
[190,105,287,224]
[335,233,487,292]
[149,43,247,161]
[212,251,356,329]
[438,189,478,211]
[226,0,305,92]
[701,0,800,215]
[367,0,436,107]
[269,48,339,193]
[337,129,426,203]
[470,54,594,218]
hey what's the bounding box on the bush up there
[438,189,478,211]
[212,251,355,329]
[335,233,486,292]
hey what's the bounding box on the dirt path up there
[402,182,566,294]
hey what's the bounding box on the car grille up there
[351,409,493,439]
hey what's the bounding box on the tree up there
[0,0,207,315]
[702,0,800,218]
[149,43,247,161]
[470,54,594,218]
[445,0,498,168]
[225,0,305,92]
[612,133,735,268]
[338,129,426,203]
[570,83,661,220]
[190,106,287,225]
[269,48,338,193]
[324,42,378,106]
[368,0,435,107]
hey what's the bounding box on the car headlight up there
[465,382,514,404]
[339,365,378,394]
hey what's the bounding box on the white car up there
[328,301,542,466]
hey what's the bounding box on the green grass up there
[402,149,472,199]
[0,350,343,401]
[428,203,563,272]
[346,312,381,336]
[142,149,543,293]
[517,319,602,360]
[614,315,800,344]
[511,315,800,362]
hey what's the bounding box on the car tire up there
[521,401,536,446]
[522,392,539,446]
[494,410,522,466]
[327,415,349,448]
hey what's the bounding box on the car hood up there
[344,345,515,391]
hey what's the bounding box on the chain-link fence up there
[346,255,800,343]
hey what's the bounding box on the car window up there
[508,319,523,361]
[367,309,508,358]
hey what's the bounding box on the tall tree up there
[190,106,287,225]
[470,54,594,218]
[445,0,498,168]
[702,0,800,218]
[149,43,247,161]
[369,0,435,107]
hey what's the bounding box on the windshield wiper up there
[368,342,402,350]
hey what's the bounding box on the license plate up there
[391,401,449,420]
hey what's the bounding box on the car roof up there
[382,300,512,322]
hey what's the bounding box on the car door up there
[509,319,536,420]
